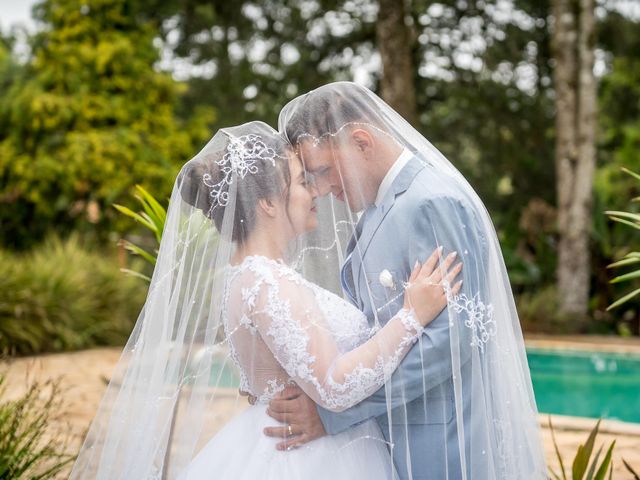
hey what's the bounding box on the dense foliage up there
[0,235,147,355]
[0,0,214,249]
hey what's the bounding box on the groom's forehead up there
[297,139,337,167]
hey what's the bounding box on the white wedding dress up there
[178,255,425,479]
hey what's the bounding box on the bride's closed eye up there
[302,173,316,187]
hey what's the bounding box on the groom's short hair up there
[284,82,390,146]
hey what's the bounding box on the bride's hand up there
[403,247,463,327]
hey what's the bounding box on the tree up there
[0,0,213,249]
[551,0,597,318]
[376,0,417,124]
[162,0,561,291]
[164,0,359,130]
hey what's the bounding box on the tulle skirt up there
[178,404,396,479]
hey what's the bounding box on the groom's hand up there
[239,389,257,405]
[263,385,327,450]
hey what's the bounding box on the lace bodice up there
[222,255,423,412]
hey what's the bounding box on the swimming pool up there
[208,347,640,423]
[527,348,640,423]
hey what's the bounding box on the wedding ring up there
[287,424,293,436]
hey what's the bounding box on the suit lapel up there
[352,158,425,304]
[341,208,372,305]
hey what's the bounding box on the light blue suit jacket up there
[318,157,489,480]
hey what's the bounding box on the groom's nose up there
[314,178,333,196]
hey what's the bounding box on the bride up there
[70,121,462,479]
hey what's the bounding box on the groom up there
[263,82,489,480]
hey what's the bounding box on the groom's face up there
[298,138,369,212]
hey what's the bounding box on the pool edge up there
[525,335,640,355]
[539,413,640,436]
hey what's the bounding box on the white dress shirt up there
[374,148,413,207]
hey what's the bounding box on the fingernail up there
[438,246,444,253]
[449,251,457,259]
[414,260,420,269]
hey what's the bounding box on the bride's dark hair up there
[179,132,291,243]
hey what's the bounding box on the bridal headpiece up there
[203,133,279,213]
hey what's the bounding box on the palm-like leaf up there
[606,168,640,309]
[548,418,619,480]
[113,185,168,281]
[549,416,567,480]
[571,419,600,479]
[113,204,157,233]
[621,167,640,182]
[623,459,640,479]
[607,256,640,269]
[607,287,640,311]
[120,240,157,265]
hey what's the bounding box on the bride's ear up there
[257,198,278,218]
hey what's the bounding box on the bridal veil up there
[278,81,547,479]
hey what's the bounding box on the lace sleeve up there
[246,265,423,412]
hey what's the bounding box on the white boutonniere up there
[379,269,395,289]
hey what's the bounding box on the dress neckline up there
[228,254,286,270]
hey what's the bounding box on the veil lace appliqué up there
[449,293,496,352]
[202,134,280,214]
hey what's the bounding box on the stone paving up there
[2,345,639,479]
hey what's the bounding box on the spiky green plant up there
[623,459,640,479]
[0,235,147,355]
[548,418,615,480]
[605,168,640,310]
[0,374,73,479]
[113,185,167,281]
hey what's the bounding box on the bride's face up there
[283,153,318,236]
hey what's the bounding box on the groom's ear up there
[351,129,374,155]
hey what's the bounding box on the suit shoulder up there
[402,170,470,210]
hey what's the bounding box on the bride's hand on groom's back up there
[404,246,463,327]
[263,385,327,450]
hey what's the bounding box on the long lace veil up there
[278,82,547,480]
[70,121,308,479]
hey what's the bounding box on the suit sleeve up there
[317,195,488,434]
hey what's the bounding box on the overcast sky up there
[0,0,36,31]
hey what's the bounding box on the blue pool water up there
[527,348,640,423]
[209,348,640,423]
